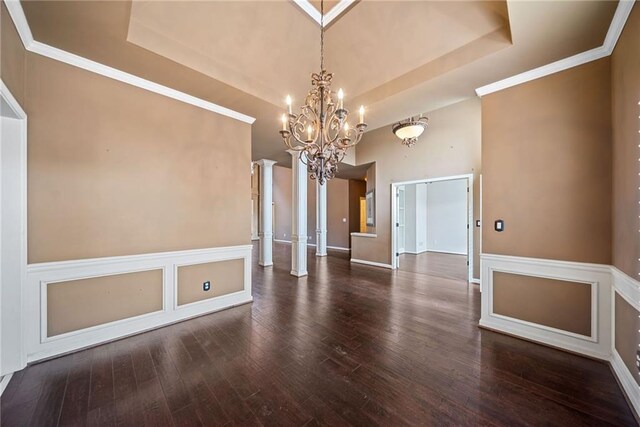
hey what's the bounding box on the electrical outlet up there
[203,281,211,291]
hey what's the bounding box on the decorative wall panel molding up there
[480,253,612,360]
[25,245,252,362]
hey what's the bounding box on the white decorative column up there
[256,159,276,267]
[316,180,327,256]
[288,150,308,277]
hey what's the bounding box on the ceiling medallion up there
[392,116,429,148]
[279,0,366,185]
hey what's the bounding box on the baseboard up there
[401,249,428,255]
[350,258,394,270]
[25,245,252,363]
[479,316,610,361]
[611,349,640,420]
[0,373,14,395]
[470,278,481,285]
[426,249,468,256]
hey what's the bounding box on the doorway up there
[391,174,473,282]
[0,81,27,383]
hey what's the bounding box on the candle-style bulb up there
[286,95,292,114]
[307,124,313,140]
[344,122,349,132]
[281,113,287,131]
[338,89,344,109]
[359,105,365,123]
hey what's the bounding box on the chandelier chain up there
[320,0,324,71]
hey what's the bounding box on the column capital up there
[255,159,277,167]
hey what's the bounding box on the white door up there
[1,92,26,377]
[397,186,406,254]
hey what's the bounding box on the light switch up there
[494,219,504,232]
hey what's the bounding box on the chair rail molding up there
[25,245,252,363]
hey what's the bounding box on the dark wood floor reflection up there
[2,243,636,426]
[399,251,468,281]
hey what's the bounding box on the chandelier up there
[279,0,366,185]
[392,116,429,148]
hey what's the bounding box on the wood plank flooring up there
[398,251,468,281]
[1,242,636,426]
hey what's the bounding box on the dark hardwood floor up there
[1,242,636,426]
[398,251,468,281]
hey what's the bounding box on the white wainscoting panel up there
[480,253,612,360]
[611,267,640,416]
[25,245,252,362]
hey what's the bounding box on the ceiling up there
[21,1,618,167]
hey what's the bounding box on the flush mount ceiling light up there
[392,116,429,148]
[279,0,367,185]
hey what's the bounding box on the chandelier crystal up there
[279,0,366,185]
[392,116,429,148]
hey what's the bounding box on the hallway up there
[398,251,468,282]
[1,242,635,426]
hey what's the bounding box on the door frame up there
[391,174,474,282]
[0,79,28,381]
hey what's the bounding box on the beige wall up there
[273,165,352,249]
[1,3,26,106]
[47,269,163,337]
[26,53,251,263]
[353,98,481,274]
[177,259,244,306]
[1,7,251,337]
[482,58,612,264]
[493,272,591,337]
[615,293,640,386]
[612,5,640,280]
[611,4,640,388]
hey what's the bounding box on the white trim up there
[350,232,377,238]
[480,253,612,360]
[612,266,640,312]
[173,250,252,311]
[0,373,13,395]
[350,258,393,270]
[25,245,252,363]
[470,278,481,285]
[3,0,33,47]
[424,249,468,256]
[611,349,640,418]
[2,0,255,124]
[292,0,355,27]
[324,0,357,25]
[0,79,28,376]
[475,0,635,96]
[391,174,474,282]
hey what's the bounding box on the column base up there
[290,270,308,277]
[259,262,273,267]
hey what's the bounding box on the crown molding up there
[476,0,635,97]
[292,0,356,27]
[2,0,255,124]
